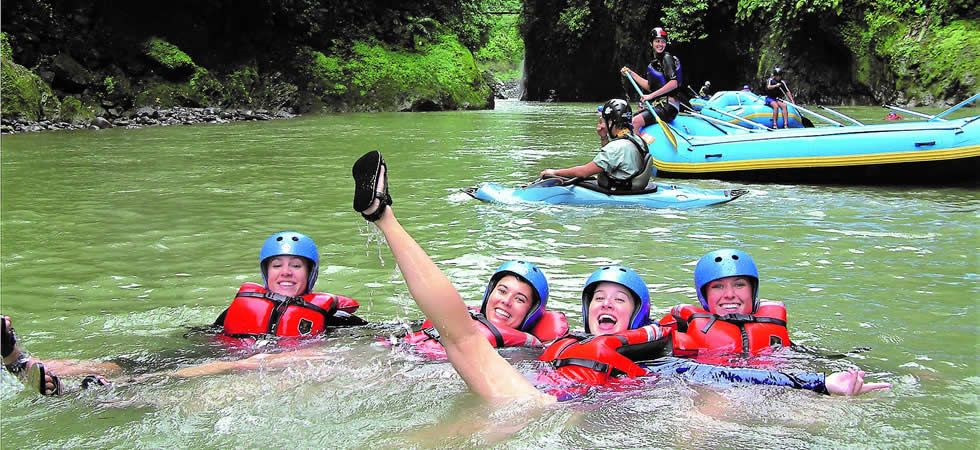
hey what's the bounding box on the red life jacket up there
[658,301,790,357]
[217,283,360,337]
[401,308,569,359]
[537,325,671,386]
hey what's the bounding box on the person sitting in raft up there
[539,99,652,192]
[654,248,892,394]
[399,260,569,358]
[741,84,752,92]
[698,80,712,99]
[352,150,890,404]
[0,231,366,395]
[765,67,796,129]
[621,26,682,129]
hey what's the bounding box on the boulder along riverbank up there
[1,107,295,134]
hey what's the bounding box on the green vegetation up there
[473,4,524,81]
[837,1,978,103]
[142,38,197,73]
[318,33,491,111]
[1,32,11,60]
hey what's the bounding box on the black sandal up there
[352,150,392,222]
[27,361,63,396]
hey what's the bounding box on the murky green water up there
[1,101,977,447]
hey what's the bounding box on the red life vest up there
[217,283,360,337]
[537,325,670,386]
[658,301,790,357]
[400,308,569,359]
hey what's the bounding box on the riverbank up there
[1,106,295,134]
[2,79,523,135]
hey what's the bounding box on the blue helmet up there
[481,260,549,331]
[581,265,651,333]
[694,249,760,312]
[260,231,319,295]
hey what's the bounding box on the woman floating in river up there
[398,260,568,358]
[1,231,367,394]
[352,150,892,403]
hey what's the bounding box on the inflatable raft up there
[690,90,809,129]
[641,93,980,185]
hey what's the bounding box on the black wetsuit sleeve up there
[662,53,678,82]
[645,357,830,395]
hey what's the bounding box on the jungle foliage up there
[520,0,978,104]
[0,0,517,120]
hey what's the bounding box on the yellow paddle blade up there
[654,111,678,148]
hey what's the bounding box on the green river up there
[1,101,977,447]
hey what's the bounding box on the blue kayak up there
[464,178,746,209]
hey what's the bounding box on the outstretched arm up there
[540,161,602,179]
[649,358,890,396]
[171,347,331,377]
[370,207,553,404]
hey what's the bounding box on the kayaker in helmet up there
[698,80,712,99]
[621,26,682,129]
[765,67,796,129]
[351,151,893,404]
[538,99,653,192]
[1,231,366,394]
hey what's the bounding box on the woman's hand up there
[826,369,892,396]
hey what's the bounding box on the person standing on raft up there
[765,67,796,129]
[621,26,682,129]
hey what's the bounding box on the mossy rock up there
[1,38,61,121]
[58,95,95,123]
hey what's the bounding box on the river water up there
[1,101,977,448]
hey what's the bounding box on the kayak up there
[464,178,746,209]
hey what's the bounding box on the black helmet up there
[773,67,783,77]
[650,27,669,43]
[601,99,633,130]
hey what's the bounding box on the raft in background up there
[690,91,809,129]
[642,94,980,185]
[464,177,746,209]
